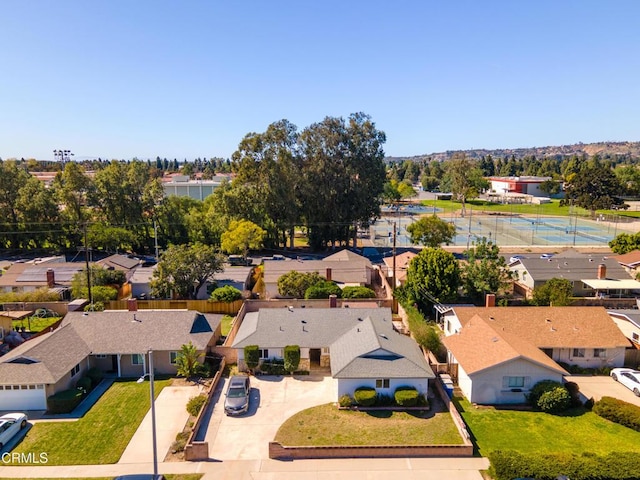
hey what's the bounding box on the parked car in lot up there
[224,375,251,415]
[0,413,28,449]
[611,368,640,396]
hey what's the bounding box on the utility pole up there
[83,222,93,307]
[392,221,397,291]
[153,219,159,261]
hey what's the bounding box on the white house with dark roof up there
[608,309,640,347]
[509,256,640,298]
[232,306,434,399]
[0,310,222,411]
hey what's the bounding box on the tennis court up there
[371,212,624,248]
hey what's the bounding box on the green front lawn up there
[220,314,234,336]
[14,379,170,465]
[454,397,640,456]
[12,316,61,333]
[274,403,463,446]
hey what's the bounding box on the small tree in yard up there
[175,342,202,380]
[210,285,243,302]
[244,345,260,372]
[532,278,573,306]
[284,345,301,374]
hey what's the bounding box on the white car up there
[611,368,640,396]
[0,413,28,450]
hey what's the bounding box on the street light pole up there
[138,349,158,480]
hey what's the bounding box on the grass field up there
[274,403,463,446]
[13,379,171,465]
[12,316,61,333]
[220,314,234,336]
[454,396,640,456]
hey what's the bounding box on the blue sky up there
[2,1,639,161]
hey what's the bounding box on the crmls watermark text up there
[1,452,48,464]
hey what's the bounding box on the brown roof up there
[443,315,567,375]
[611,250,640,268]
[453,306,629,348]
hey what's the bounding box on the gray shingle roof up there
[232,307,389,349]
[516,257,630,282]
[330,317,434,379]
[0,310,222,385]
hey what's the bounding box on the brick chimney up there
[127,298,138,311]
[485,293,496,308]
[325,267,332,282]
[46,268,55,288]
[329,294,337,308]
[597,263,607,279]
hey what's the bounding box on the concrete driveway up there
[202,375,336,460]
[566,375,640,407]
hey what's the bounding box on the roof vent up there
[287,306,294,312]
[589,258,594,262]
[301,320,307,324]
[279,326,284,331]
[489,316,495,321]
[545,318,551,323]
[550,326,557,332]
[357,317,363,321]
[379,334,388,340]
[491,337,498,342]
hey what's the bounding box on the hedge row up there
[348,386,426,408]
[47,389,84,414]
[593,396,640,432]
[489,450,640,480]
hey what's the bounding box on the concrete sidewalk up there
[118,384,203,464]
[0,457,490,479]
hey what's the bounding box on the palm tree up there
[175,342,202,380]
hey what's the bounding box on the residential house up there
[610,250,640,275]
[509,256,640,298]
[231,306,434,399]
[0,261,85,297]
[0,310,222,411]
[382,251,417,287]
[262,249,374,299]
[608,309,640,347]
[442,305,629,404]
[0,311,31,341]
[95,254,142,282]
[128,265,157,299]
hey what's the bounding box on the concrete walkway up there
[118,384,203,464]
[0,457,490,479]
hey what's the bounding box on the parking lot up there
[201,374,337,460]
[566,375,640,407]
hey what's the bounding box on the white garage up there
[0,384,47,411]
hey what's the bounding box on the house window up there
[170,352,178,364]
[593,348,607,358]
[259,349,269,359]
[375,379,390,389]
[572,348,585,358]
[36,385,44,390]
[321,347,330,354]
[132,354,143,365]
[70,363,80,377]
[507,376,525,388]
[95,354,107,359]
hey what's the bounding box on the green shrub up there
[526,380,564,408]
[338,394,353,408]
[593,396,640,432]
[186,394,207,417]
[488,450,640,480]
[84,301,105,312]
[76,376,92,393]
[172,431,190,453]
[244,345,259,372]
[537,386,571,413]
[304,280,342,299]
[342,286,376,299]
[260,358,286,375]
[283,345,301,374]
[394,387,419,407]
[47,389,84,414]
[86,367,104,387]
[354,387,377,406]
[209,285,243,302]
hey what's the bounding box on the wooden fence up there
[106,299,243,315]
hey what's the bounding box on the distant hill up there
[385,141,640,163]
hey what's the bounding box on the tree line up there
[0,112,386,254]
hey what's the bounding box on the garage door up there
[0,385,47,410]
